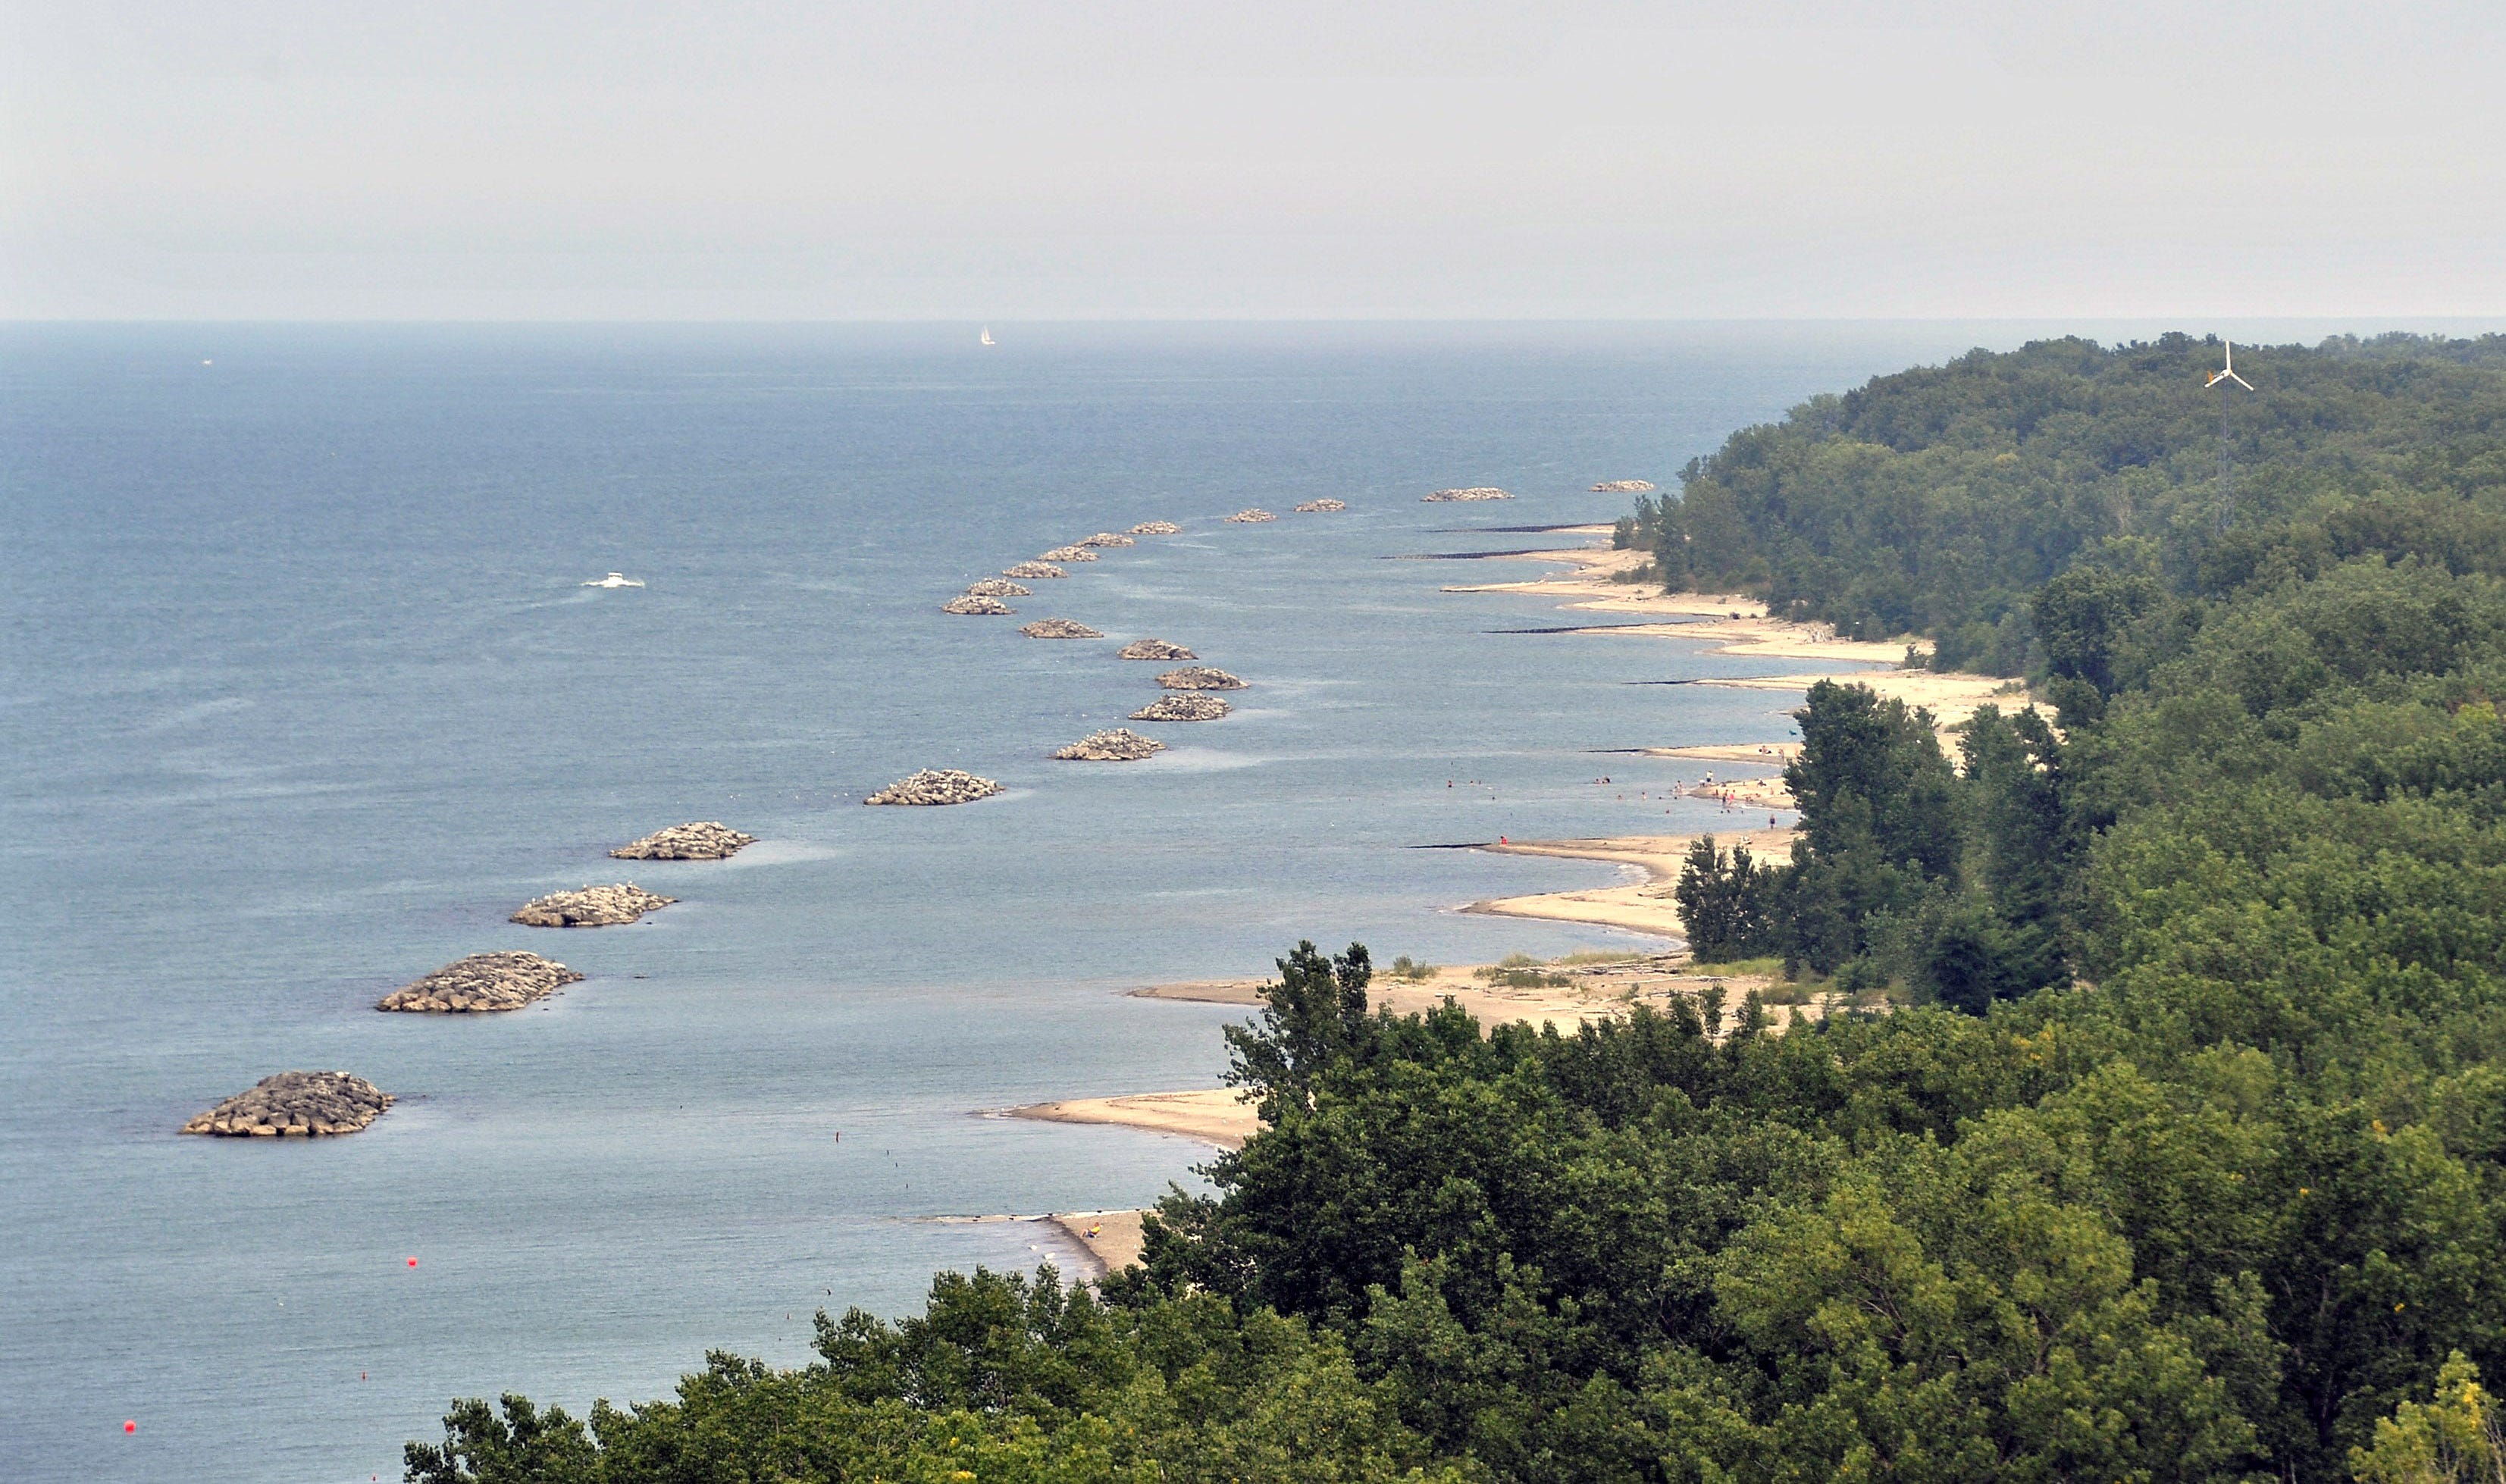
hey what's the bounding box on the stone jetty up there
[1004,561,1067,579]
[1592,479,1656,492]
[865,769,1004,806]
[181,1071,393,1138]
[1132,693,1231,722]
[944,595,1014,615]
[1054,728,1167,761]
[1225,509,1276,523]
[1118,638,1196,660]
[378,951,584,1013]
[964,578,1032,597]
[1157,665,1245,690]
[1422,487,1513,502]
[1079,532,1136,547]
[1292,498,1347,512]
[1021,618,1104,638]
[1038,546,1099,562]
[611,822,756,859]
[511,883,675,927]
[1129,521,1181,534]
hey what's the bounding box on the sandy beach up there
[1001,528,2007,1223]
[1446,541,2035,738]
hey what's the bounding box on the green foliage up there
[1388,955,1439,981]
[428,334,2506,1484]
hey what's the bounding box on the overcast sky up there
[4,0,2501,320]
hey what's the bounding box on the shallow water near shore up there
[7,321,2023,1482]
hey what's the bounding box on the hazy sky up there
[5,0,2501,320]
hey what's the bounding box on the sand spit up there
[1078,532,1136,548]
[1054,728,1165,762]
[1423,487,1512,502]
[1591,480,1656,492]
[377,951,584,1013]
[1293,499,1348,512]
[1129,521,1182,535]
[1132,693,1231,722]
[1038,546,1099,562]
[943,595,1014,615]
[1010,1089,1260,1150]
[612,821,757,860]
[963,578,1032,598]
[1156,666,1245,690]
[1224,509,1276,523]
[1003,562,1067,579]
[1117,638,1196,661]
[1020,618,1104,639]
[866,769,1004,806]
[512,883,676,928]
[1051,1211,1148,1277]
[182,1071,393,1138]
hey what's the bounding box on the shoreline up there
[993,527,2025,1232]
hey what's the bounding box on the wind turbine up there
[2207,340,2254,390]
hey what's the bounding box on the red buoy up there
[124,1420,136,1434]
[406,1257,418,1267]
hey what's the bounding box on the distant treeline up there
[412,335,2506,1483]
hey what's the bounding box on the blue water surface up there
[5,321,2012,1482]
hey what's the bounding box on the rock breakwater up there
[1117,638,1196,660]
[181,1071,393,1138]
[611,822,756,859]
[963,578,1032,597]
[1224,509,1275,523]
[1156,665,1245,690]
[1021,618,1104,638]
[944,595,1014,615]
[1292,498,1347,512]
[1038,546,1098,562]
[1129,521,1181,535]
[1003,561,1067,579]
[1422,487,1512,502]
[1078,532,1136,547]
[511,883,675,927]
[1132,693,1231,722]
[378,952,584,1013]
[1054,728,1166,761]
[1592,479,1656,492]
[865,769,1004,806]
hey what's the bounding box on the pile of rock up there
[1021,618,1104,638]
[1004,561,1067,579]
[611,822,756,860]
[1422,487,1513,502]
[964,578,1031,597]
[1129,521,1181,535]
[511,883,676,927]
[1054,728,1167,761]
[1132,693,1231,722]
[181,1071,393,1138]
[1292,498,1348,512]
[1118,638,1196,660]
[1079,532,1136,547]
[1038,546,1098,562]
[865,769,1004,806]
[1157,666,1245,690]
[944,595,1014,615]
[378,952,585,1013]
[1592,479,1656,492]
[1225,509,1276,523]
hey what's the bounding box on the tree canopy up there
[415,335,2506,1483]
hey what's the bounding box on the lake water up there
[3,321,2024,1482]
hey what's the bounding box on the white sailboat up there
[979,325,996,346]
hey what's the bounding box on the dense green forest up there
[413,335,2506,1483]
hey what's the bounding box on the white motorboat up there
[583,572,645,588]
